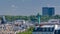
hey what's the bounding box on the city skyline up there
[0,0,60,16]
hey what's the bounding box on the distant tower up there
[42,7,55,16]
[1,16,6,24]
[36,13,41,24]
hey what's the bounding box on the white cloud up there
[22,0,31,2]
[11,4,18,9]
[11,5,16,8]
[10,4,18,11]
[22,0,25,2]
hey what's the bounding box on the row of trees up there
[0,14,60,22]
[4,15,37,22]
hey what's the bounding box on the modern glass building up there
[42,7,55,16]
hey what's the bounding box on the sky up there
[0,0,60,16]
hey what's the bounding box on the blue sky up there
[0,0,60,16]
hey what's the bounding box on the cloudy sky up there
[0,0,60,16]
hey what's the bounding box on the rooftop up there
[41,25,54,28]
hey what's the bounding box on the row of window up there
[34,27,54,32]
[32,32,53,34]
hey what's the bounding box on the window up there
[50,28,52,31]
[43,28,45,31]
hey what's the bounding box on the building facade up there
[32,25,60,34]
[42,7,55,16]
[32,25,54,34]
[48,19,60,23]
